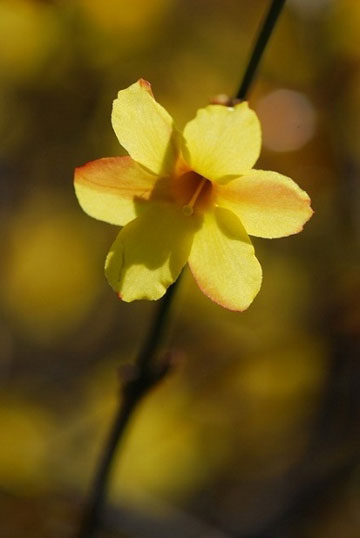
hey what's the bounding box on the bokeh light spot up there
[256,89,316,152]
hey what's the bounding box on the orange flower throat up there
[172,171,212,216]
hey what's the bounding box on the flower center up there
[172,171,212,216]
[182,176,208,216]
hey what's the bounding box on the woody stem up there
[237,0,286,100]
[76,281,179,538]
[76,1,287,537]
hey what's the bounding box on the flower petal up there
[188,207,262,311]
[105,204,198,301]
[182,102,261,182]
[216,169,313,238]
[74,156,169,226]
[112,79,179,175]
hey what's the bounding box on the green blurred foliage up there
[0,0,359,537]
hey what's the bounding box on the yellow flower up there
[74,79,313,311]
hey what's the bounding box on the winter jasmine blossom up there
[74,79,312,310]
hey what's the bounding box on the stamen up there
[182,177,207,216]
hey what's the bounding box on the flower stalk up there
[76,1,288,536]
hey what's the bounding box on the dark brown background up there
[0,0,359,536]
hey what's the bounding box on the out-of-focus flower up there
[1,195,105,343]
[0,0,60,82]
[75,80,313,311]
[0,398,54,491]
[327,0,360,59]
[80,0,172,34]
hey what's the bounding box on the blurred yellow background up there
[0,0,359,537]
